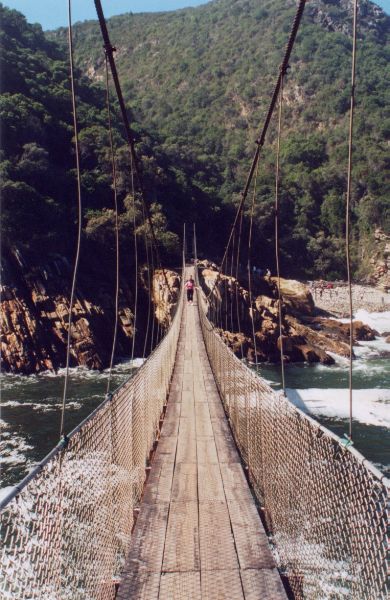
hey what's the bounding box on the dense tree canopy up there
[1,0,389,279]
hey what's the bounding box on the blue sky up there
[3,0,390,30]
[2,1,209,29]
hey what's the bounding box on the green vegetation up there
[2,0,389,280]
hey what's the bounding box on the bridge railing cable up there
[195,264,389,600]
[0,275,185,599]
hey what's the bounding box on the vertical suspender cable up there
[275,72,286,394]
[149,246,157,354]
[193,222,198,266]
[247,159,260,368]
[346,0,358,441]
[104,53,120,394]
[60,0,83,438]
[229,231,235,333]
[130,154,138,363]
[235,210,245,359]
[183,222,186,266]
[142,204,153,359]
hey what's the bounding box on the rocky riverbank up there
[197,261,385,365]
[1,248,178,374]
[311,283,390,317]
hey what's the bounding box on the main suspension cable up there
[275,71,286,394]
[60,0,83,438]
[104,52,120,395]
[346,0,358,441]
[207,0,307,302]
[94,0,172,297]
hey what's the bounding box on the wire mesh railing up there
[195,268,389,600]
[0,274,184,600]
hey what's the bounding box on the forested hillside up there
[1,0,389,280]
[0,3,225,271]
[50,0,389,279]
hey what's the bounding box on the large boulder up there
[309,317,378,342]
[272,277,315,316]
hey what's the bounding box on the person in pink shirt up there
[185,276,195,304]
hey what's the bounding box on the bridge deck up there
[117,293,287,599]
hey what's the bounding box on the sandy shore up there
[311,283,390,318]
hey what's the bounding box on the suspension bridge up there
[1,0,389,598]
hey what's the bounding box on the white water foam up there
[1,358,142,388]
[287,387,390,428]
[0,419,34,468]
[337,310,390,335]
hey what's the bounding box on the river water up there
[1,311,389,492]
[0,360,142,489]
[256,310,390,478]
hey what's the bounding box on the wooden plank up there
[143,461,175,504]
[196,416,214,438]
[214,434,240,464]
[123,503,169,573]
[162,501,200,572]
[201,570,244,600]
[171,463,197,501]
[170,380,182,394]
[176,418,197,463]
[198,463,225,502]
[167,390,181,403]
[180,400,195,419]
[197,438,218,464]
[176,437,197,464]
[165,403,181,419]
[220,463,253,503]
[117,569,160,600]
[207,402,226,420]
[159,572,201,600]
[240,569,288,600]
[183,362,193,375]
[211,417,231,436]
[160,417,179,437]
[154,436,177,463]
[199,501,239,571]
[227,500,275,569]
[195,402,210,421]
[182,376,193,392]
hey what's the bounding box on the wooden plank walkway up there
[117,284,288,600]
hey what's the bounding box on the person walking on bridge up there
[185,275,196,304]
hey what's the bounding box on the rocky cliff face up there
[152,269,181,329]
[1,248,170,374]
[197,261,378,365]
[369,228,390,290]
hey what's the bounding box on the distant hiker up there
[185,276,195,304]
